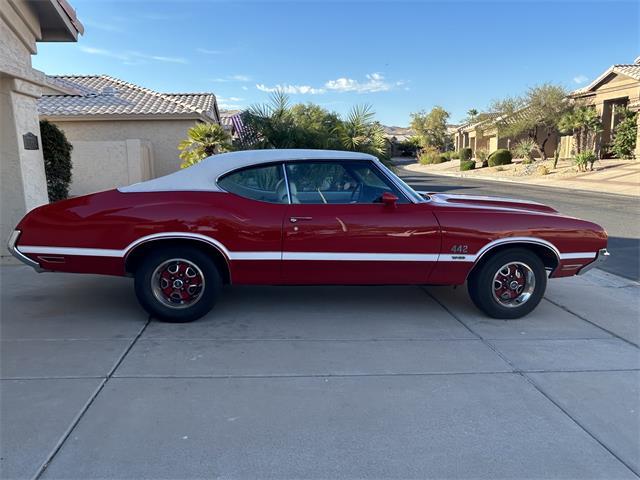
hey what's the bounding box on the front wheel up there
[134,247,221,322]
[467,248,547,319]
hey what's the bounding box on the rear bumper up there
[7,230,44,272]
[577,248,610,276]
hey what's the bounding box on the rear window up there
[218,164,287,203]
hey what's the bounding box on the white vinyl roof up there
[119,149,379,193]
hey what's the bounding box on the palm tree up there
[245,90,296,149]
[178,123,231,168]
[334,104,388,161]
[558,106,602,155]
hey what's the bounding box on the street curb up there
[399,163,640,197]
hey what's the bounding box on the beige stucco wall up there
[67,139,154,195]
[0,7,50,248]
[50,118,197,179]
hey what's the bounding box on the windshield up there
[376,161,426,203]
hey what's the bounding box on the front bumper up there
[7,230,44,272]
[577,248,610,275]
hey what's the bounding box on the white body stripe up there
[282,252,440,262]
[558,252,598,260]
[17,233,597,264]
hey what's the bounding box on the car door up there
[281,159,441,284]
[216,162,289,284]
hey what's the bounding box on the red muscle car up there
[8,149,608,322]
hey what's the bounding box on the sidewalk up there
[401,158,640,196]
[1,264,639,479]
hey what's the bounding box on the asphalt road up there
[396,162,640,281]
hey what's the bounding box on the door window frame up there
[283,159,412,205]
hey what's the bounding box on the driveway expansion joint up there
[421,287,640,478]
[31,316,152,480]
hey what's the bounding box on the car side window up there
[218,164,288,203]
[285,161,406,204]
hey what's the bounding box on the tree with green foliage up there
[40,120,73,202]
[491,83,570,161]
[410,106,451,151]
[289,103,342,150]
[335,104,389,161]
[558,105,602,155]
[610,107,637,159]
[242,91,389,161]
[179,123,232,168]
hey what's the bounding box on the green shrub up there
[610,108,637,159]
[460,148,472,161]
[514,138,538,163]
[460,160,475,171]
[418,146,446,165]
[488,149,513,167]
[450,150,460,159]
[574,151,597,172]
[40,120,73,202]
[440,151,454,161]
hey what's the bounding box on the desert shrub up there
[418,145,446,165]
[460,160,475,171]
[399,136,421,157]
[488,149,513,167]
[514,138,539,163]
[440,151,454,161]
[450,150,460,159]
[536,165,550,176]
[40,120,73,202]
[610,108,637,159]
[460,147,472,161]
[574,151,597,172]
[476,149,489,168]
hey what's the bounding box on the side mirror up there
[381,192,398,208]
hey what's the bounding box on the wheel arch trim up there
[464,237,563,280]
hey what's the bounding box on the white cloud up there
[241,86,248,91]
[254,73,402,96]
[325,73,392,93]
[197,48,225,55]
[212,74,252,83]
[79,46,128,60]
[217,96,245,110]
[82,19,122,32]
[256,83,325,94]
[573,74,589,84]
[79,46,187,64]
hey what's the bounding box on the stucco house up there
[39,75,221,196]
[562,59,640,158]
[452,110,560,159]
[1,0,83,250]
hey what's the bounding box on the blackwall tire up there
[467,248,547,319]
[134,247,221,323]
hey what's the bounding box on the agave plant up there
[178,123,232,168]
[513,138,539,163]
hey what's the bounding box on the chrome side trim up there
[577,248,610,275]
[7,230,44,272]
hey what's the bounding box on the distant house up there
[563,58,640,158]
[220,109,242,137]
[39,75,220,196]
[452,109,561,159]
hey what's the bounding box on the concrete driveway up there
[1,264,639,479]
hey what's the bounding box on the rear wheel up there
[467,248,547,319]
[134,247,221,322]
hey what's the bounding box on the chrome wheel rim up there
[151,258,205,309]
[492,262,536,308]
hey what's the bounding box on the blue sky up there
[33,0,638,126]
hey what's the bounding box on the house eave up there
[39,112,215,122]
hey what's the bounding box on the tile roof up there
[571,63,640,96]
[39,75,218,121]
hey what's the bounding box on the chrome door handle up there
[290,216,313,223]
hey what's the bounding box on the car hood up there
[422,192,559,214]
